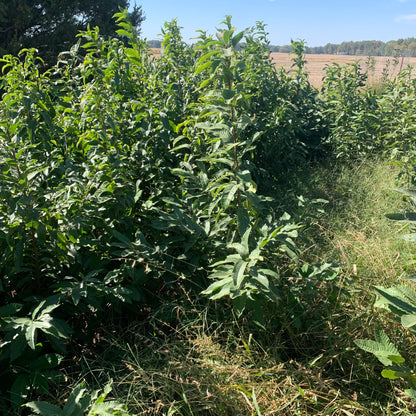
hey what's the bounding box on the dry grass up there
[324,161,416,284]
[103,309,404,416]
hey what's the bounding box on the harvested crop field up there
[271,52,416,87]
[151,48,416,87]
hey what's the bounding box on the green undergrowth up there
[59,157,416,415]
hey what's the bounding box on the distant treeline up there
[270,38,416,57]
[148,38,416,57]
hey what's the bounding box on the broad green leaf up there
[374,286,416,314]
[71,284,88,306]
[30,353,64,371]
[385,212,416,222]
[116,21,132,31]
[222,29,234,45]
[222,89,235,100]
[236,170,252,184]
[89,400,127,414]
[222,47,233,57]
[125,48,141,60]
[0,303,22,317]
[41,317,71,340]
[237,207,251,239]
[26,321,39,350]
[399,285,416,305]
[11,375,30,409]
[25,401,64,415]
[116,29,133,39]
[381,369,400,380]
[32,300,47,320]
[199,76,214,89]
[36,296,61,318]
[93,382,113,405]
[111,230,131,246]
[195,61,213,75]
[63,383,89,415]
[257,268,279,279]
[206,284,232,300]
[171,143,191,152]
[10,332,28,361]
[231,30,246,48]
[387,354,406,364]
[196,51,220,66]
[401,313,416,328]
[354,330,403,366]
[233,294,247,317]
[251,272,271,290]
[233,259,247,288]
[229,242,249,258]
[222,183,240,209]
[248,247,262,262]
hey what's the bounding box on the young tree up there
[0,0,144,65]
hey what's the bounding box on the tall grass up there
[311,159,414,280]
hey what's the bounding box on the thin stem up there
[226,60,239,172]
[225,57,241,206]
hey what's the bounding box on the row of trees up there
[0,0,144,66]
[271,37,416,56]
[151,37,416,57]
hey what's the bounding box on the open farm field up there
[271,52,416,87]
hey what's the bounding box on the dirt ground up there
[150,49,416,88]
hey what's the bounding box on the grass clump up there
[280,158,415,279]
[84,302,392,415]
[329,161,413,277]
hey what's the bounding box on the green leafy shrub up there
[321,61,382,158]
[322,59,416,165]
[0,11,322,411]
[242,36,326,181]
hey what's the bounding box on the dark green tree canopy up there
[0,0,144,65]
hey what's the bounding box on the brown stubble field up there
[272,52,416,87]
[151,48,416,88]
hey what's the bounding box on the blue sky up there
[133,0,416,46]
